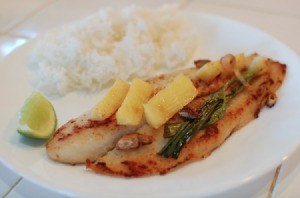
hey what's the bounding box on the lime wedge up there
[17,92,57,139]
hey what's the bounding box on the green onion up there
[164,122,186,138]
[158,70,255,158]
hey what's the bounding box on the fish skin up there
[85,59,286,177]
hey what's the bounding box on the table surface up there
[0,0,300,197]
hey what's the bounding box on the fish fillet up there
[85,59,286,177]
[47,68,204,164]
[46,56,286,177]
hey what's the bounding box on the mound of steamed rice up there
[28,5,199,96]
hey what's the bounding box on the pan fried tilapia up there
[46,54,286,177]
[46,64,224,164]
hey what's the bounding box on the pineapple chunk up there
[91,79,130,120]
[116,79,153,126]
[144,74,198,129]
[235,53,247,71]
[196,61,223,83]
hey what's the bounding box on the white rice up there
[28,5,199,96]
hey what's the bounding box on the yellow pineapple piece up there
[116,79,153,126]
[196,61,223,83]
[91,79,130,120]
[235,53,247,71]
[143,74,198,129]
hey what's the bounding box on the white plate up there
[0,12,300,197]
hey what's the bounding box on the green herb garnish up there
[158,70,255,158]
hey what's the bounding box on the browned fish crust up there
[86,60,286,177]
[47,61,233,164]
[46,114,145,164]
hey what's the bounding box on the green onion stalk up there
[158,70,255,158]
